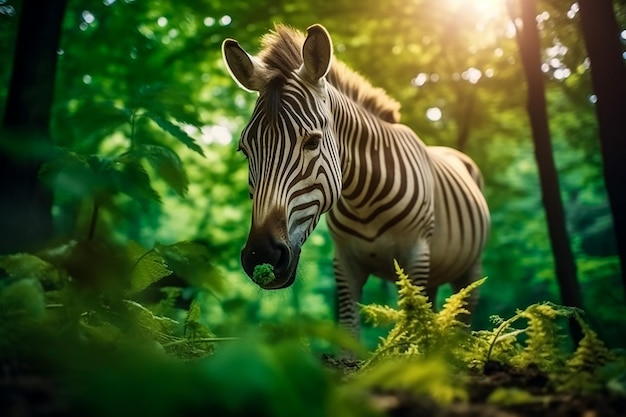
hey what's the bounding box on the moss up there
[252,263,275,286]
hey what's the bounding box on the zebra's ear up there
[300,24,333,83]
[222,39,263,92]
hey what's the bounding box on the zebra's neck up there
[326,85,434,241]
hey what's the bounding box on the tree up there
[509,0,583,342]
[0,0,68,254]
[577,0,626,299]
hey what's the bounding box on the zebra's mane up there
[257,24,401,124]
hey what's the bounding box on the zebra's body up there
[222,24,490,335]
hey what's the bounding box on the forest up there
[1,0,625,416]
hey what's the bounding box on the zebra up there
[221,24,490,336]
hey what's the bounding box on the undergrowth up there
[1,251,625,416]
[358,261,626,404]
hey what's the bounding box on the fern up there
[512,303,571,372]
[359,262,625,400]
[482,303,575,372]
[555,313,616,395]
[437,277,486,331]
[361,260,483,367]
[359,304,401,327]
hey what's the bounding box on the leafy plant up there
[41,84,205,241]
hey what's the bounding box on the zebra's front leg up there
[450,259,483,324]
[406,238,432,290]
[333,253,369,341]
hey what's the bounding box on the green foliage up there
[42,77,206,242]
[0,243,377,417]
[0,239,226,363]
[253,263,276,286]
[555,314,618,395]
[355,357,468,405]
[487,387,539,406]
[483,302,577,372]
[360,263,623,401]
[362,261,484,367]
[2,0,625,414]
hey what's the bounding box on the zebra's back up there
[427,146,490,287]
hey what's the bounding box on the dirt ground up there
[322,356,626,417]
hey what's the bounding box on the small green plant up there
[253,263,275,286]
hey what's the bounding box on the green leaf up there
[111,157,161,205]
[0,278,46,318]
[184,299,203,335]
[135,84,204,127]
[122,299,179,337]
[360,304,401,327]
[0,253,70,290]
[67,100,131,149]
[126,242,173,295]
[39,149,99,197]
[145,112,204,157]
[154,241,225,294]
[130,145,189,197]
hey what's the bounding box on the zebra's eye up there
[303,133,322,151]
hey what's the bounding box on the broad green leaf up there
[0,253,70,289]
[126,242,173,295]
[130,144,189,197]
[154,241,225,294]
[145,112,204,156]
[39,148,98,197]
[111,157,161,205]
[185,299,201,324]
[136,84,204,127]
[122,299,179,337]
[65,100,131,149]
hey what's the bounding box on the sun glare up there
[447,0,504,12]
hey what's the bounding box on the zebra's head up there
[222,25,342,289]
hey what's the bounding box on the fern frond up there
[363,261,482,368]
[568,314,614,373]
[553,313,617,395]
[393,260,435,327]
[437,277,486,331]
[361,303,402,327]
[512,303,570,372]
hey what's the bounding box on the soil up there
[322,356,626,417]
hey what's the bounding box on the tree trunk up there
[510,0,584,342]
[577,0,626,300]
[455,89,476,152]
[0,0,68,254]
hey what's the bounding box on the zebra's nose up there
[241,235,291,281]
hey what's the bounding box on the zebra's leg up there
[406,237,434,305]
[405,237,431,286]
[450,259,482,325]
[333,252,369,341]
[426,286,439,312]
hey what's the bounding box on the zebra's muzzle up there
[240,234,300,290]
